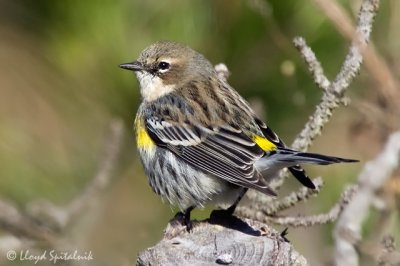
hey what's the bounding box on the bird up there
[119,41,357,230]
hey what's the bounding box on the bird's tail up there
[255,148,358,189]
[276,148,359,165]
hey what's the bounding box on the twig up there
[262,177,323,215]
[238,185,357,227]
[0,200,55,242]
[0,235,36,265]
[236,177,323,216]
[355,101,398,131]
[313,0,400,112]
[26,119,124,230]
[268,0,379,191]
[293,38,330,91]
[65,118,124,223]
[292,0,379,153]
[356,235,400,266]
[334,131,400,266]
[0,119,124,244]
[377,236,400,265]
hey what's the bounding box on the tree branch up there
[268,0,379,192]
[312,0,400,112]
[0,119,124,246]
[238,185,357,227]
[293,37,330,91]
[334,131,400,266]
[292,0,379,153]
[236,177,323,217]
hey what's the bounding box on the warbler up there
[119,41,357,229]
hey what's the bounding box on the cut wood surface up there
[137,214,308,266]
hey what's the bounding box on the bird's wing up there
[144,117,277,196]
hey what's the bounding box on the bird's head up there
[120,41,215,102]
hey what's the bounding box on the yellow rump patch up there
[252,135,277,152]
[135,118,155,149]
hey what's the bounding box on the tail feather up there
[256,148,358,189]
[279,149,359,165]
[288,165,316,189]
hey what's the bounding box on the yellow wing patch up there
[135,118,155,149]
[252,135,277,152]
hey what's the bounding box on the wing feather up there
[145,118,276,196]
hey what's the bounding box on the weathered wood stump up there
[137,213,308,265]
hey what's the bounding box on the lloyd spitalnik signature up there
[7,249,93,264]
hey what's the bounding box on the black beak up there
[119,61,143,71]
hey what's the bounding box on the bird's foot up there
[172,206,194,232]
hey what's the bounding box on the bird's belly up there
[138,146,241,210]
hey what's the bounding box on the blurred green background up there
[0,0,398,265]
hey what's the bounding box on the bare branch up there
[0,235,37,265]
[263,177,323,215]
[266,0,380,192]
[236,177,323,217]
[376,236,400,265]
[0,119,124,243]
[291,0,379,153]
[293,37,330,91]
[0,200,55,242]
[355,235,400,266]
[313,0,400,112]
[65,118,124,223]
[238,185,357,227]
[334,131,400,266]
[313,0,356,40]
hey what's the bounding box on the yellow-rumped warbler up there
[119,41,357,229]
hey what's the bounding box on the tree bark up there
[137,215,308,266]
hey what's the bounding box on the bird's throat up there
[136,71,175,102]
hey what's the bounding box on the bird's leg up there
[210,188,248,220]
[174,206,195,232]
[226,187,248,215]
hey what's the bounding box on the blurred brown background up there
[0,0,399,265]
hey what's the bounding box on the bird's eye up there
[158,61,170,71]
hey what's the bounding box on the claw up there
[174,206,195,232]
[280,227,290,242]
[184,217,193,232]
